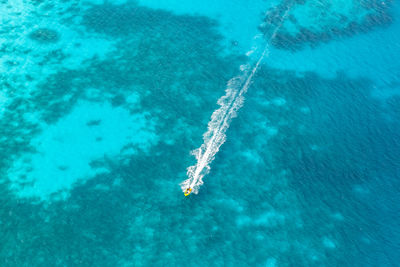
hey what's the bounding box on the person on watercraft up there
[184,188,192,196]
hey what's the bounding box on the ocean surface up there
[1,0,399,266]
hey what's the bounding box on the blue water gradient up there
[1,0,399,266]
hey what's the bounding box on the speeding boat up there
[184,188,192,196]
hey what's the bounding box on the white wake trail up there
[181,6,291,195]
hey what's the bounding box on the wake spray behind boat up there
[181,4,293,196]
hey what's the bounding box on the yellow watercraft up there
[184,188,192,196]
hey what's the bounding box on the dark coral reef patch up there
[29,28,60,43]
[260,0,393,50]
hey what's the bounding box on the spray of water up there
[181,5,292,195]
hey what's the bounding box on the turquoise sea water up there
[1,0,399,266]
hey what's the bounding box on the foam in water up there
[181,5,292,194]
